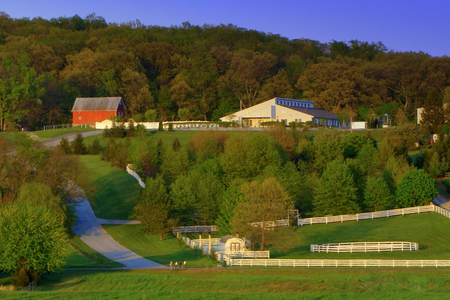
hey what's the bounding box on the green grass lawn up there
[65,235,124,268]
[0,268,449,299]
[78,155,141,219]
[33,127,96,139]
[270,213,450,260]
[103,224,216,268]
[82,129,200,149]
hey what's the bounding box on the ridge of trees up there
[0,12,449,129]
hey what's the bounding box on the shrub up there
[88,138,102,155]
[135,124,147,139]
[305,121,318,128]
[133,113,143,122]
[158,121,164,131]
[145,109,157,122]
[168,123,173,132]
[59,137,71,154]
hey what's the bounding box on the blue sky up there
[2,0,449,56]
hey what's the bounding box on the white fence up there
[173,226,219,234]
[435,205,450,218]
[126,165,146,189]
[310,242,419,253]
[229,259,450,268]
[249,219,289,228]
[181,236,221,251]
[298,205,438,226]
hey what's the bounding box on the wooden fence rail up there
[230,259,450,268]
[310,241,419,253]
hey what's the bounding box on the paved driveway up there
[71,199,164,269]
[39,131,164,269]
[41,130,103,147]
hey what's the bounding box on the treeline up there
[85,125,447,250]
[1,12,449,130]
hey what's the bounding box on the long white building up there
[220,97,339,127]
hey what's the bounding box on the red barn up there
[72,97,126,125]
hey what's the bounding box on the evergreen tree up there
[133,175,177,241]
[364,176,393,211]
[427,151,448,178]
[215,186,245,234]
[88,138,102,155]
[59,137,71,154]
[172,137,181,151]
[71,133,87,155]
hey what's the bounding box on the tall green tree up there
[133,175,176,241]
[364,176,393,211]
[0,202,68,286]
[396,169,438,207]
[0,55,44,130]
[313,160,359,216]
[231,177,293,250]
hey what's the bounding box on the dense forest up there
[0,12,450,130]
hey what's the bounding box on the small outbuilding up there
[219,235,249,252]
[72,97,126,125]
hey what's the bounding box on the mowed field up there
[2,268,450,299]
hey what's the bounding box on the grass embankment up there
[104,225,216,268]
[78,155,140,219]
[32,127,96,139]
[82,129,199,149]
[271,212,450,260]
[0,269,449,299]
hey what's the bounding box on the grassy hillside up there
[271,212,450,259]
[78,155,141,219]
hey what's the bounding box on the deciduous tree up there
[0,202,67,286]
[231,177,293,250]
[396,169,438,207]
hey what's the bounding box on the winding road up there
[38,130,164,269]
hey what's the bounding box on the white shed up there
[219,235,249,252]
